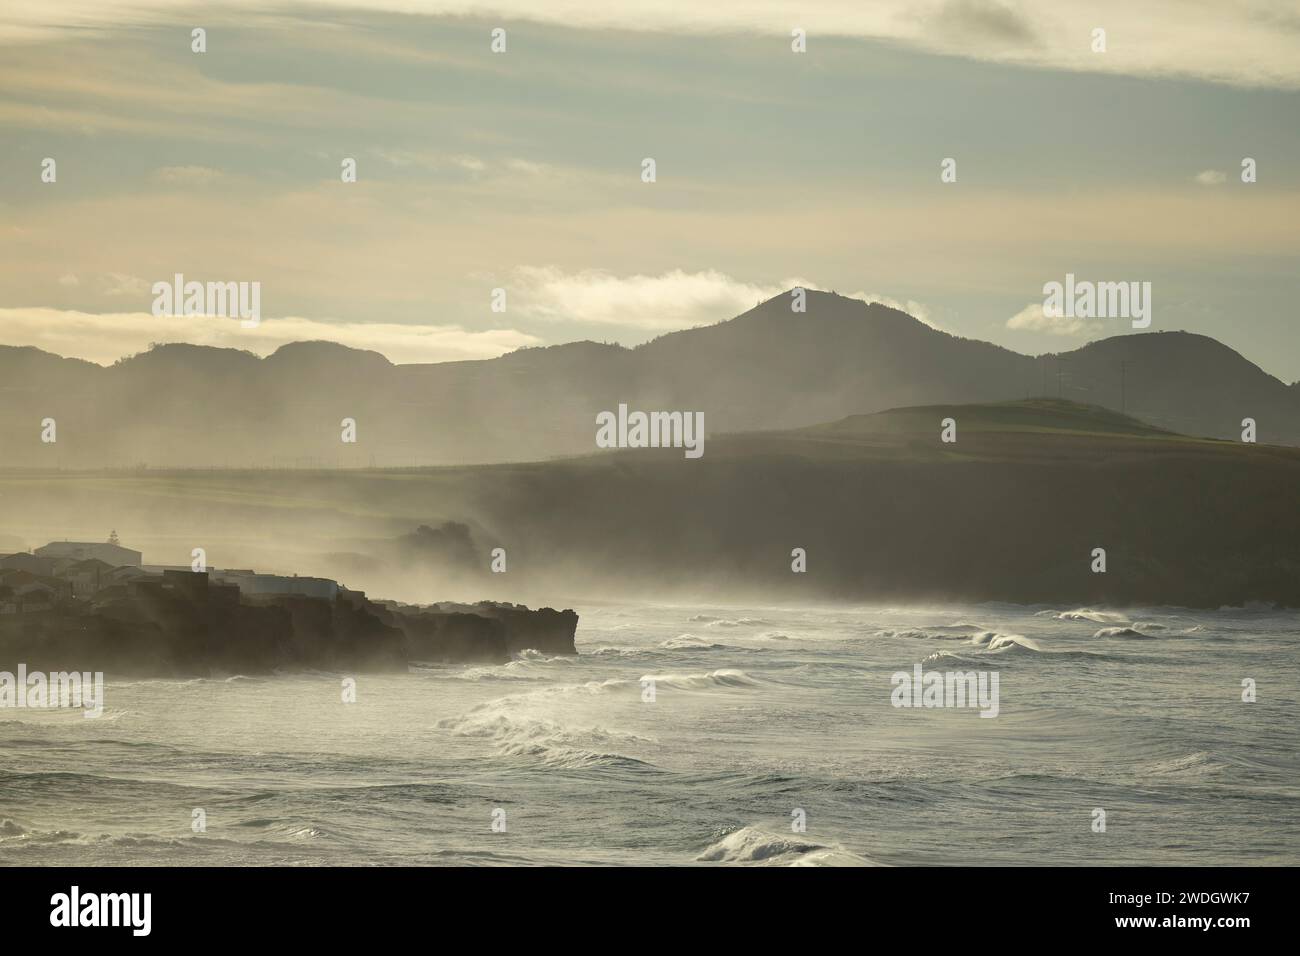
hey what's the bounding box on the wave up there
[99,709,131,721]
[659,634,726,650]
[966,632,1041,652]
[583,646,642,658]
[436,680,656,769]
[0,819,184,848]
[451,652,572,682]
[696,825,881,867]
[1136,750,1230,779]
[924,650,998,666]
[1051,609,1130,624]
[876,623,991,641]
[436,667,758,767]
[704,618,771,628]
[437,705,655,769]
[639,668,761,690]
[0,819,84,845]
[1093,626,1157,640]
[235,819,330,841]
[925,643,1144,666]
[413,649,576,682]
[448,666,548,683]
[513,649,570,663]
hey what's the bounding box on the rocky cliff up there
[0,575,578,676]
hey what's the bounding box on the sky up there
[1,1,1298,380]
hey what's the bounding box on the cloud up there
[0,308,540,365]
[1194,169,1227,186]
[371,149,487,175]
[853,293,944,331]
[1005,302,1101,336]
[510,266,815,330]
[155,165,225,185]
[504,266,939,334]
[930,0,1037,45]
[2,2,1298,89]
[97,272,151,297]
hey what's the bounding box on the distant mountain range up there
[2,290,1297,467]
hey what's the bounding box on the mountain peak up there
[267,340,392,367]
[718,287,929,337]
[114,342,259,368]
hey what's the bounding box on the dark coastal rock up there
[388,608,508,664]
[427,602,579,657]
[0,571,577,676]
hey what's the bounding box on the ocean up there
[2,602,1297,866]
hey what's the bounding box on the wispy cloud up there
[504,266,940,334]
[855,293,944,331]
[98,273,151,297]
[2,2,1298,89]
[1005,302,1102,337]
[154,165,226,186]
[509,266,814,330]
[372,149,488,175]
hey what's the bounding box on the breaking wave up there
[876,623,992,641]
[966,632,1041,652]
[1051,609,1130,624]
[436,702,654,769]
[639,669,761,690]
[659,634,727,650]
[1093,626,1156,640]
[696,825,881,866]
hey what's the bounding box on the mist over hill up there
[2,399,1296,608]
[2,290,1297,468]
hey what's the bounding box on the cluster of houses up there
[0,533,345,615]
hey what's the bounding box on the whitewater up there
[1,602,1296,866]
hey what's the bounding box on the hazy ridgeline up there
[2,291,1298,471]
[2,399,1297,608]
